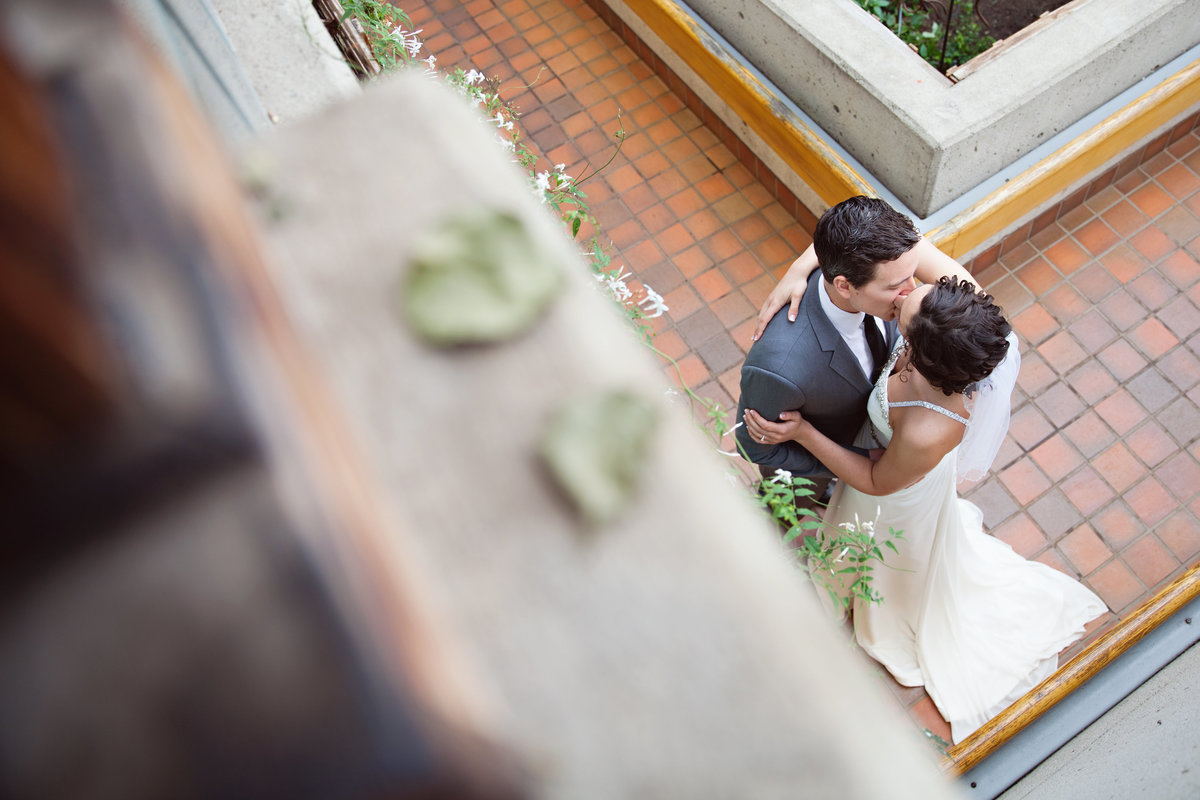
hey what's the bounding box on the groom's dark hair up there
[908,276,1011,395]
[814,196,921,287]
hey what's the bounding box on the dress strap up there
[889,400,969,426]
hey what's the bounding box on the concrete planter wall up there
[685,0,1199,216]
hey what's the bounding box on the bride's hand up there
[743,409,808,445]
[751,258,811,341]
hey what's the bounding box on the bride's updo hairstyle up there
[906,276,1011,396]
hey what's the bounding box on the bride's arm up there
[751,245,817,341]
[743,408,952,496]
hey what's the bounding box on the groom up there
[735,196,969,493]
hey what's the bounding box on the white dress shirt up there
[818,279,882,382]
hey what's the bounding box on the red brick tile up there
[1160,250,1200,289]
[661,136,701,166]
[622,182,659,214]
[1060,202,1096,232]
[1125,477,1175,526]
[1031,435,1084,481]
[720,251,768,287]
[1028,490,1083,539]
[1093,441,1143,492]
[1160,295,1200,341]
[679,153,719,183]
[712,193,755,225]
[662,282,702,321]
[710,290,755,329]
[741,273,777,309]
[1101,243,1153,283]
[751,236,797,271]
[1034,381,1086,427]
[1097,339,1148,381]
[1122,535,1179,588]
[664,352,710,390]
[637,259,684,296]
[1126,421,1179,468]
[1009,404,1055,450]
[1156,206,1200,248]
[701,228,742,262]
[1061,465,1117,517]
[649,168,690,202]
[1087,558,1145,613]
[1068,309,1119,352]
[729,318,758,354]
[1092,500,1144,551]
[1070,263,1120,303]
[1012,304,1060,345]
[1163,396,1200,445]
[1075,218,1121,256]
[1099,289,1150,331]
[1159,451,1200,501]
[1129,317,1180,359]
[1126,368,1178,414]
[1160,346,1200,392]
[999,457,1053,505]
[672,243,712,279]
[1035,546,1075,576]
[1044,237,1091,274]
[1065,361,1118,406]
[1037,330,1089,375]
[1157,512,1200,561]
[1094,388,1146,436]
[1129,182,1176,218]
[652,328,689,361]
[1059,523,1113,575]
[1100,199,1150,237]
[1064,411,1118,458]
[732,214,773,247]
[993,513,1050,558]
[691,268,733,304]
[1086,184,1123,214]
[717,365,743,404]
[1126,272,1175,312]
[681,209,723,241]
[1015,256,1062,294]
[636,200,673,235]
[1129,227,1176,263]
[1017,351,1057,395]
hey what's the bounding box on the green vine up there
[853,0,994,73]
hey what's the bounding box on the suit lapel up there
[802,271,872,388]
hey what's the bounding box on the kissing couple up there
[737,196,1105,743]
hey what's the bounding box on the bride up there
[744,276,1106,743]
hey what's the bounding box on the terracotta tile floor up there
[409,0,1200,745]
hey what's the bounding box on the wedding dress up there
[820,342,1106,744]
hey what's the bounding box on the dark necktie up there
[863,314,887,383]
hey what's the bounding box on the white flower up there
[497,137,516,152]
[772,468,793,483]
[638,284,669,318]
[491,112,513,132]
[464,69,485,85]
[423,54,437,69]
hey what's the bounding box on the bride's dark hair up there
[906,276,1011,396]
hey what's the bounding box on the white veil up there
[958,331,1020,485]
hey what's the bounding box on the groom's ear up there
[831,275,854,300]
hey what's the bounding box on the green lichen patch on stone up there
[403,208,563,345]
[540,390,658,526]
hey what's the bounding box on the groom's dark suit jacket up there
[736,269,898,475]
